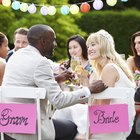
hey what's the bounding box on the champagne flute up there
[71,56,81,72]
[70,56,81,86]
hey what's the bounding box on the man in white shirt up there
[6,27,29,62]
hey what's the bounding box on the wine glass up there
[70,57,82,86]
[71,56,81,72]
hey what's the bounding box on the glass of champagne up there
[70,57,81,86]
[71,57,80,72]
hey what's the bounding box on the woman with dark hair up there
[53,35,93,139]
[127,31,140,75]
[66,35,88,68]
[60,35,92,86]
[127,31,140,140]
[0,32,9,85]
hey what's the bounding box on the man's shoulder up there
[6,49,14,62]
[8,49,14,55]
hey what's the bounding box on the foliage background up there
[0,0,140,61]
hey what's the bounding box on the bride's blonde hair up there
[86,29,133,81]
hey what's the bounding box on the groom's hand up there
[88,80,108,94]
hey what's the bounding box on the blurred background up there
[0,0,139,61]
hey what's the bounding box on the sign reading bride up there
[88,103,129,134]
[0,103,36,134]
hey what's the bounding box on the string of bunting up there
[1,0,128,15]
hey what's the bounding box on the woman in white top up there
[86,29,135,140]
[0,32,9,85]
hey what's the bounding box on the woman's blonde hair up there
[86,29,133,81]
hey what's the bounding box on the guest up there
[67,35,90,71]
[0,32,9,85]
[127,31,140,86]
[127,31,140,140]
[6,27,29,62]
[60,34,92,86]
[86,29,135,140]
[53,35,93,139]
[2,24,107,140]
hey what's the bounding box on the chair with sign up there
[86,87,135,140]
[0,86,46,140]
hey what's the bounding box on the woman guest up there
[127,31,140,140]
[86,29,135,140]
[53,35,93,139]
[127,31,140,86]
[67,35,89,70]
[0,32,9,85]
[60,34,92,86]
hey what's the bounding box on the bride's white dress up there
[53,63,136,140]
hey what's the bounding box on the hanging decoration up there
[106,0,117,6]
[70,4,79,14]
[121,0,128,2]
[93,0,103,10]
[40,6,48,15]
[11,1,20,10]
[28,4,36,14]
[2,0,11,7]
[48,6,56,15]
[20,3,28,12]
[1,0,128,16]
[80,3,90,13]
[60,5,70,15]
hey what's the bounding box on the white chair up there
[86,87,135,140]
[0,86,46,140]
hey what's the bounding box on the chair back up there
[0,86,46,140]
[86,87,135,140]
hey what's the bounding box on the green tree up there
[0,1,86,61]
[75,9,140,58]
[0,0,139,61]
[0,5,16,39]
